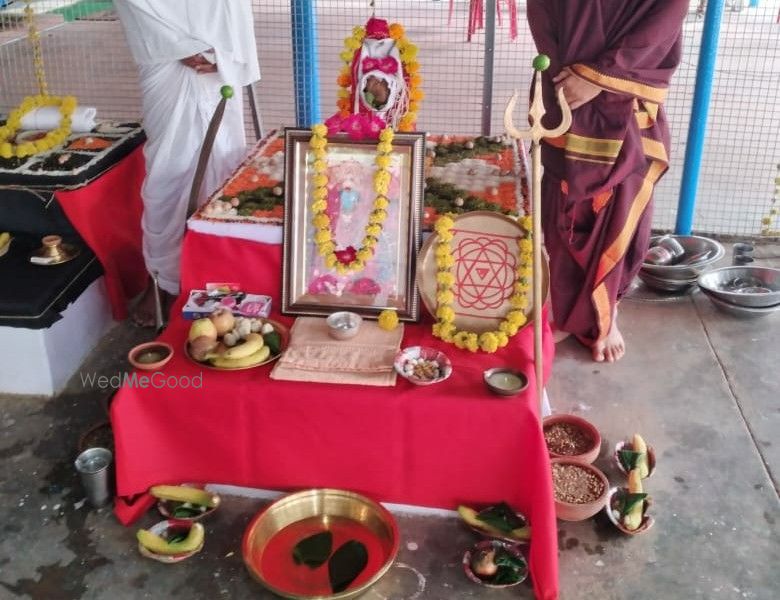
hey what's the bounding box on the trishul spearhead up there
[504,54,572,144]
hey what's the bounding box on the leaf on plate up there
[476,502,526,534]
[292,531,333,569]
[618,449,641,472]
[619,492,648,517]
[328,540,368,593]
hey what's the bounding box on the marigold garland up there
[0,95,77,159]
[309,124,395,275]
[431,214,533,353]
[336,23,422,132]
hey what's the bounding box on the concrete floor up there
[0,243,778,600]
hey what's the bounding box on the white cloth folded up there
[20,106,97,133]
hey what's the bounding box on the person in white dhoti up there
[114,0,260,326]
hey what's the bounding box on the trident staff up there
[504,55,571,418]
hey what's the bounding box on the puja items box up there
[182,283,272,320]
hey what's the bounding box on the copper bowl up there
[551,458,609,522]
[242,488,399,600]
[543,414,601,464]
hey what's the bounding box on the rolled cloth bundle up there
[20,106,97,133]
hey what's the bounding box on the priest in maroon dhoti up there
[526,0,689,362]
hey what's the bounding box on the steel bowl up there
[639,235,725,291]
[698,266,780,308]
[242,489,399,600]
[702,292,780,319]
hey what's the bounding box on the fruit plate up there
[137,520,204,564]
[185,319,290,371]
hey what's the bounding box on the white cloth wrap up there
[20,106,97,133]
[114,0,261,294]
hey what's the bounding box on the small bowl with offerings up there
[605,469,654,535]
[394,346,452,385]
[614,433,656,479]
[543,414,601,464]
[462,539,528,588]
[456,502,530,543]
[136,519,205,563]
[151,484,220,522]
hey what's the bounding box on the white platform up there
[0,276,114,396]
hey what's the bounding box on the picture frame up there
[282,127,425,321]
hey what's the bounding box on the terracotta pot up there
[551,458,609,522]
[543,414,601,464]
[604,487,655,536]
[128,341,173,371]
[614,440,657,479]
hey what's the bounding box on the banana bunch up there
[137,522,204,556]
[210,333,270,368]
[632,433,650,478]
[0,232,10,252]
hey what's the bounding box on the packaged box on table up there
[182,285,272,320]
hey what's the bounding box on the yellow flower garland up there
[309,124,395,275]
[431,214,534,353]
[336,23,423,131]
[0,95,77,159]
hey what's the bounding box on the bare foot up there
[592,312,625,363]
[131,283,175,328]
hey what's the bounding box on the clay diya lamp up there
[605,486,655,535]
[483,368,528,397]
[543,414,601,464]
[128,341,174,371]
[156,485,221,523]
[550,457,609,522]
[137,520,204,564]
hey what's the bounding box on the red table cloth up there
[111,230,558,599]
[56,146,147,320]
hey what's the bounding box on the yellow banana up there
[623,468,644,531]
[149,485,219,508]
[632,433,650,478]
[457,505,531,541]
[210,344,270,369]
[221,333,264,360]
[0,232,9,249]
[137,522,204,555]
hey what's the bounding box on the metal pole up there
[290,0,321,127]
[481,0,496,136]
[246,83,264,140]
[676,0,725,234]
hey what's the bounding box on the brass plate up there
[416,211,549,333]
[29,242,81,266]
[184,319,290,371]
[242,488,399,600]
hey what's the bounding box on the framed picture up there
[282,128,425,321]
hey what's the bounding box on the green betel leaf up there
[619,449,641,471]
[619,493,648,517]
[490,550,527,586]
[328,540,368,593]
[292,531,333,569]
[263,331,282,355]
[476,502,526,534]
